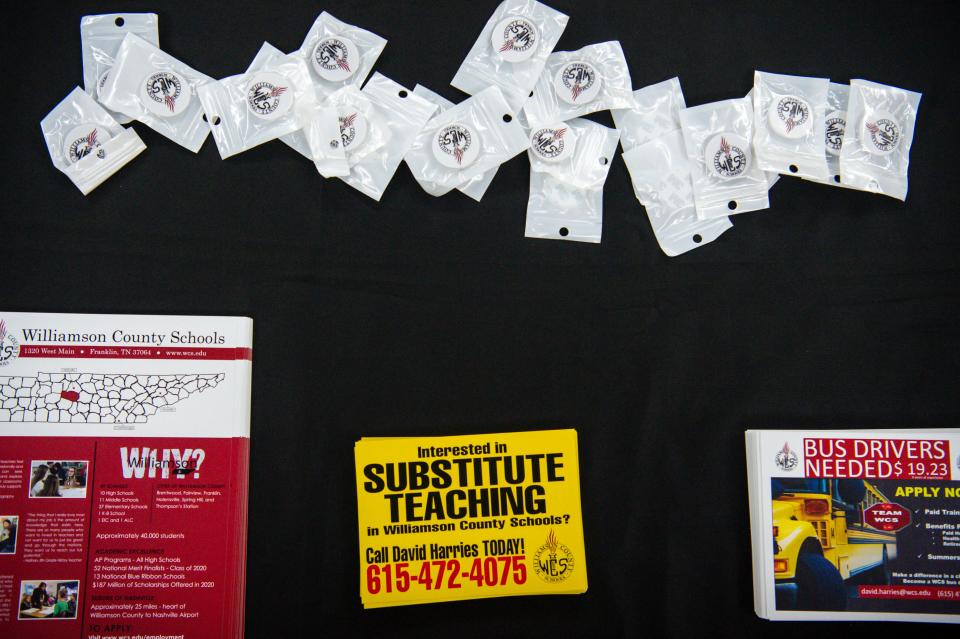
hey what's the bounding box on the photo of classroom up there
[28,460,88,498]
[0,515,17,554]
[18,579,80,620]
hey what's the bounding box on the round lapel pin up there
[862,112,901,155]
[312,36,360,82]
[768,95,813,139]
[491,16,539,63]
[529,123,577,163]
[704,133,750,180]
[336,107,369,153]
[554,61,601,106]
[824,110,846,156]
[246,72,293,121]
[140,70,191,118]
[432,123,480,169]
[63,124,108,164]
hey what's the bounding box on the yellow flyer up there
[354,429,587,607]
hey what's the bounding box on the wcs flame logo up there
[774,442,799,471]
[0,319,18,366]
[270,86,288,98]
[720,136,732,157]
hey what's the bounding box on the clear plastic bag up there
[525,119,620,243]
[411,85,500,201]
[451,0,569,114]
[612,77,685,153]
[804,82,851,188]
[527,116,614,188]
[623,131,732,256]
[839,79,921,201]
[41,87,146,195]
[244,42,346,177]
[198,44,316,159]
[338,73,438,201]
[404,87,528,197]
[679,97,770,220]
[616,78,733,256]
[80,13,159,125]
[295,12,386,102]
[752,71,830,179]
[98,33,213,152]
[522,41,636,126]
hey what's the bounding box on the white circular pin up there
[140,70,191,118]
[96,68,112,99]
[704,133,750,180]
[246,72,294,121]
[554,61,601,106]
[824,110,846,156]
[768,94,813,139]
[491,16,539,63]
[862,111,901,155]
[63,124,109,164]
[336,107,369,153]
[432,123,480,169]
[311,36,360,82]
[529,123,578,163]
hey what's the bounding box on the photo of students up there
[28,460,88,498]
[18,579,80,620]
[0,515,17,554]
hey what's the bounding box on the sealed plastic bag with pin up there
[244,42,345,177]
[198,43,316,160]
[804,82,852,189]
[451,0,569,113]
[679,97,770,220]
[41,87,146,195]
[839,79,921,201]
[80,13,159,125]
[752,71,830,180]
[612,77,686,153]
[405,86,529,197]
[525,119,620,243]
[410,85,499,201]
[523,41,636,126]
[616,78,732,255]
[338,73,437,201]
[98,33,213,152]
[295,12,386,102]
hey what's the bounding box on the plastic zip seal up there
[522,41,636,126]
[198,44,316,160]
[338,73,438,201]
[41,87,146,195]
[679,97,770,220]
[525,118,620,243]
[80,13,159,125]
[839,79,921,201]
[612,77,686,153]
[451,0,569,114]
[405,86,529,197]
[752,70,830,179]
[98,33,213,153]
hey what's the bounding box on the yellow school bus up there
[771,478,898,610]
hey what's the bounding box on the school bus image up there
[771,478,898,610]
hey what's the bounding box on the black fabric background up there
[4,1,959,636]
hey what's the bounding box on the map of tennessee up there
[0,373,225,423]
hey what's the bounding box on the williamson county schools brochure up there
[746,428,960,623]
[0,311,252,639]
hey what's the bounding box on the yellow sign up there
[354,429,587,607]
